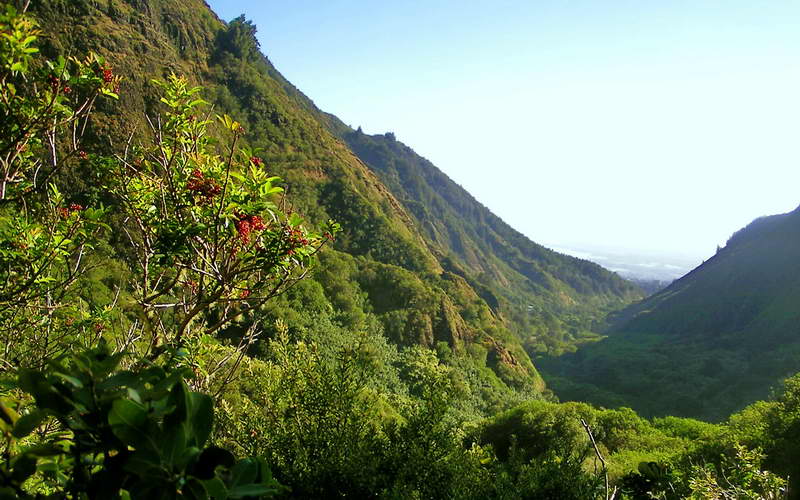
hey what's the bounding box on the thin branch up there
[581,418,615,500]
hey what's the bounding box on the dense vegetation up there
[540,206,800,422]
[1,1,799,498]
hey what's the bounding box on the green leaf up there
[21,443,63,457]
[127,387,142,404]
[18,370,71,414]
[160,423,187,466]
[12,409,48,438]
[166,380,190,426]
[187,392,213,447]
[108,398,147,445]
[227,484,280,499]
[97,371,139,392]
[288,213,303,227]
[228,459,257,489]
[18,369,47,396]
[52,372,83,388]
[150,371,183,400]
[11,453,37,484]
[201,478,227,499]
[0,399,19,430]
[183,478,209,500]
[124,449,162,477]
[179,446,202,470]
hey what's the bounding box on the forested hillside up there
[540,205,800,421]
[27,0,644,405]
[339,129,642,356]
[2,1,799,498]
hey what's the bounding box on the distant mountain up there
[626,277,672,296]
[549,244,699,282]
[31,0,642,412]
[540,206,800,420]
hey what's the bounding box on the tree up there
[216,15,260,62]
[0,4,336,497]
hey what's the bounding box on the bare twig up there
[581,417,616,500]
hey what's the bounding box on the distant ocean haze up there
[550,243,702,282]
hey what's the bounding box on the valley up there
[1,1,799,498]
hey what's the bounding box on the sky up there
[208,1,800,262]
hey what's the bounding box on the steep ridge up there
[336,129,643,355]
[31,0,640,413]
[540,206,800,420]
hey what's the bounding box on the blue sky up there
[208,1,800,260]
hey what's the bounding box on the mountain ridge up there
[540,205,800,420]
[30,0,642,412]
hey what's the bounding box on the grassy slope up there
[540,206,800,421]
[32,0,641,413]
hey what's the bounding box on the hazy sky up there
[208,1,800,260]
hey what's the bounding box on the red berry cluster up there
[239,288,251,299]
[282,225,311,256]
[59,203,83,218]
[186,169,221,204]
[102,66,114,83]
[250,156,263,167]
[49,75,71,94]
[235,213,266,244]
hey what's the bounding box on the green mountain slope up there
[540,206,800,421]
[30,0,640,414]
[337,129,643,355]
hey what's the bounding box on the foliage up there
[26,0,646,406]
[0,3,119,370]
[0,341,282,499]
[687,445,785,500]
[0,5,332,497]
[106,72,336,358]
[9,2,800,500]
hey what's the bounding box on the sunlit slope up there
[541,206,800,421]
[33,0,641,409]
[336,129,643,354]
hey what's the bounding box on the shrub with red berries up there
[0,7,114,375]
[58,202,84,219]
[186,168,222,204]
[235,213,267,244]
[107,75,340,355]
